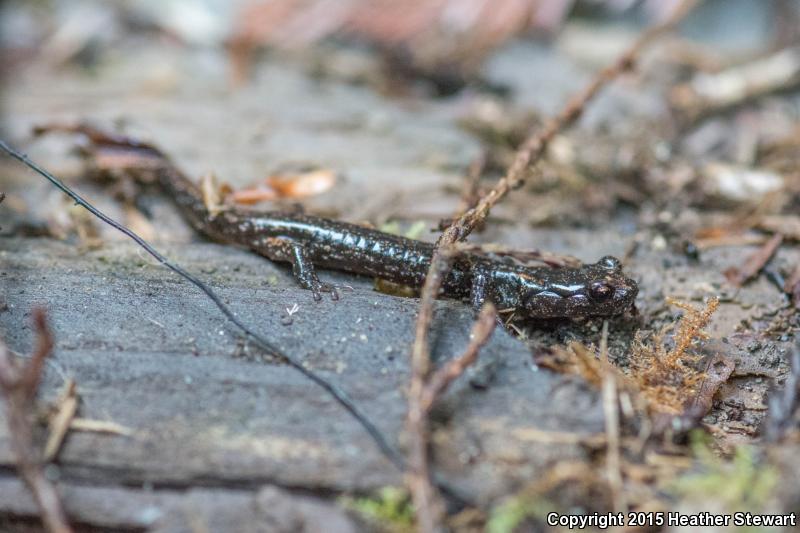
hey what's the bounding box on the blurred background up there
[2,0,799,240]
[2,0,797,94]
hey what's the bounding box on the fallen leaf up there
[723,233,783,286]
[784,263,800,308]
[228,184,280,205]
[267,169,337,198]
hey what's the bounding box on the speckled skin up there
[160,165,638,318]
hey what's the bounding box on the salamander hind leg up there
[260,237,339,301]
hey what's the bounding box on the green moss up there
[669,432,779,531]
[342,487,415,532]
[487,495,554,533]
[379,220,428,240]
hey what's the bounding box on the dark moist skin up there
[62,125,638,319]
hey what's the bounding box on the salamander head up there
[513,256,638,319]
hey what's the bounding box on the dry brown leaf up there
[723,233,783,286]
[267,168,337,198]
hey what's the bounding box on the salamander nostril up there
[589,281,615,302]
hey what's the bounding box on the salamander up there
[45,124,639,319]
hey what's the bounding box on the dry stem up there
[420,304,497,414]
[435,0,697,248]
[600,321,626,514]
[437,152,486,231]
[406,249,454,532]
[0,309,73,533]
[43,379,78,462]
[404,5,697,528]
[670,45,800,122]
[406,246,497,532]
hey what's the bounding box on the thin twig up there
[69,417,134,436]
[436,0,697,248]
[44,379,78,462]
[437,152,486,231]
[600,321,625,514]
[406,248,455,532]
[0,309,73,533]
[723,233,784,287]
[420,304,496,413]
[784,263,800,309]
[0,139,406,473]
[403,5,697,526]
[457,152,487,216]
[406,245,497,531]
[452,241,582,269]
[670,45,800,122]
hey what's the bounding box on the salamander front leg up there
[288,243,340,301]
[261,237,339,301]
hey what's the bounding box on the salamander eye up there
[599,256,621,270]
[588,281,615,302]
